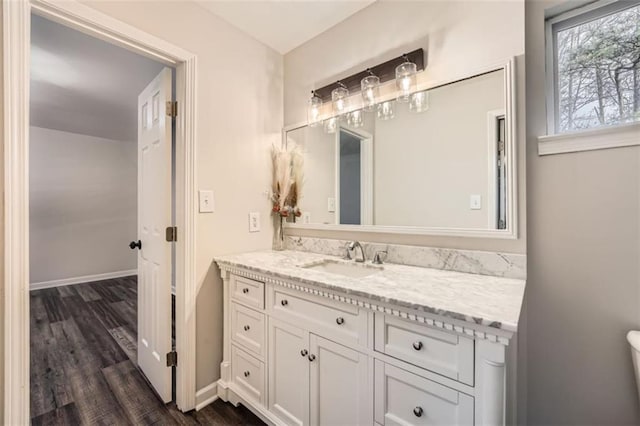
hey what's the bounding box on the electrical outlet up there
[248,212,261,232]
[199,190,214,213]
[302,212,311,224]
[328,197,336,213]
[470,194,482,210]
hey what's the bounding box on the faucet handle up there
[343,243,352,260]
[372,250,388,265]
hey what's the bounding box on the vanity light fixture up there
[409,90,429,113]
[377,101,395,121]
[307,90,322,126]
[395,54,418,102]
[361,69,380,112]
[331,81,349,116]
[348,110,364,128]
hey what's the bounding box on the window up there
[546,0,640,134]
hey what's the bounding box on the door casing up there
[2,0,198,423]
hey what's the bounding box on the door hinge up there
[498,141,505,153]
[166,351,177,367]
[166,101,177,117]
[166,226,177,242]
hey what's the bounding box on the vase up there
[272,215,286,251]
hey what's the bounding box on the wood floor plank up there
[57,285,77,298]
[67,368,131,426]
[30,295,74,418]
[107,326,137,363]
[74,284,102,302]
[31,402,82,426]
[103,360,176,425]
[110,299,137,331]
[39,288,72,323]
[86,299,127,330]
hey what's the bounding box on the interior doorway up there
[28,14,178,423]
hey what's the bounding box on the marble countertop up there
[215,250,526,332]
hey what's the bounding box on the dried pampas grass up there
[271,140,304,217]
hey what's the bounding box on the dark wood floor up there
[30,276,264,425]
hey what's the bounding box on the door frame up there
[3,0,198,423]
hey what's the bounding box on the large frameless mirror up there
[284,60,517,238]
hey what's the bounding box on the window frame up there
[545,0,640,135]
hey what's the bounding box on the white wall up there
[81,0,283,391]
[283,0,526,254]
[526,1,640,424]
[29,127,137,285]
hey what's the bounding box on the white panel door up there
[136,67,173,403]
[268,318,310,426]
[309,334,372,426]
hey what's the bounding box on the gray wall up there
[526,1,640,424]
[29,126,137,285]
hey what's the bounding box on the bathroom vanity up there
[215,248,525,426]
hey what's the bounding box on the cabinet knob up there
[244,371,250,377]
[243,325,250,331]
[300,349,308,357]
[413,406,423,417]
[242,288,249,294]
[413,341,423,351]
[308,354,316,362]
[281,299,289,306]
[336,317,345,325]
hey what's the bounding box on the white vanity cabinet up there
[216,266,517,426]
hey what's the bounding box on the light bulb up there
[361,74,380,112]
[331,83,349,116]
[395,60,417,102]
[308,91,322,126]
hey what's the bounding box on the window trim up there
[544,0,640,136]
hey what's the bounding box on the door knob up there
[129,240,142,250]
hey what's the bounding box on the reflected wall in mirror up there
[286,64,516,237]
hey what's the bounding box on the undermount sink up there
[299,259,382,278]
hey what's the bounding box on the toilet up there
[628,331,640,403]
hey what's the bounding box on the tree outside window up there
[554,3,640,132]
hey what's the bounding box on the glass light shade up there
[348,110,364,128]
[307,92,322,126]
[323,117,338,134]
[377,101,395,121]
[331,85,349,115]
[395,61,417,102]
[361,75,380,112]
[409,90,429,113]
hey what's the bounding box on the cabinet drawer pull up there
[281,299,289,307]
[243,325,250,331]
[242,288,249,294]
[308,354,316,362]
[243,370,250,377]
[300,349,308,357]
[336,317,345,325]
[413,406,423,417]
[413,341,423,351]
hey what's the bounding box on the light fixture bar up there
[313,48,425,102]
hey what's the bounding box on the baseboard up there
[195,381,219,411]
[30,269,137,290]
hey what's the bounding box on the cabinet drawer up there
[232,275,265,310]
[231,302,265,357]
[231,345,265,405]
[375,314,474,386]
[374,360,473,426]
[271,287,367,347]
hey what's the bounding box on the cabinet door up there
[268,318,310,426]
[309,334,372,426]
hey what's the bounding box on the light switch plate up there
[328,197,336,213]
[248,212,260,232]
[199,190,214,213]
[470,194,482,210]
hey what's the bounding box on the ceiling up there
[196,0,376,54]
[30,14,166,141]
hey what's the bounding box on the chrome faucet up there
[347,241,366,263]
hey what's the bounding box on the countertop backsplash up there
[285,236,526,280]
